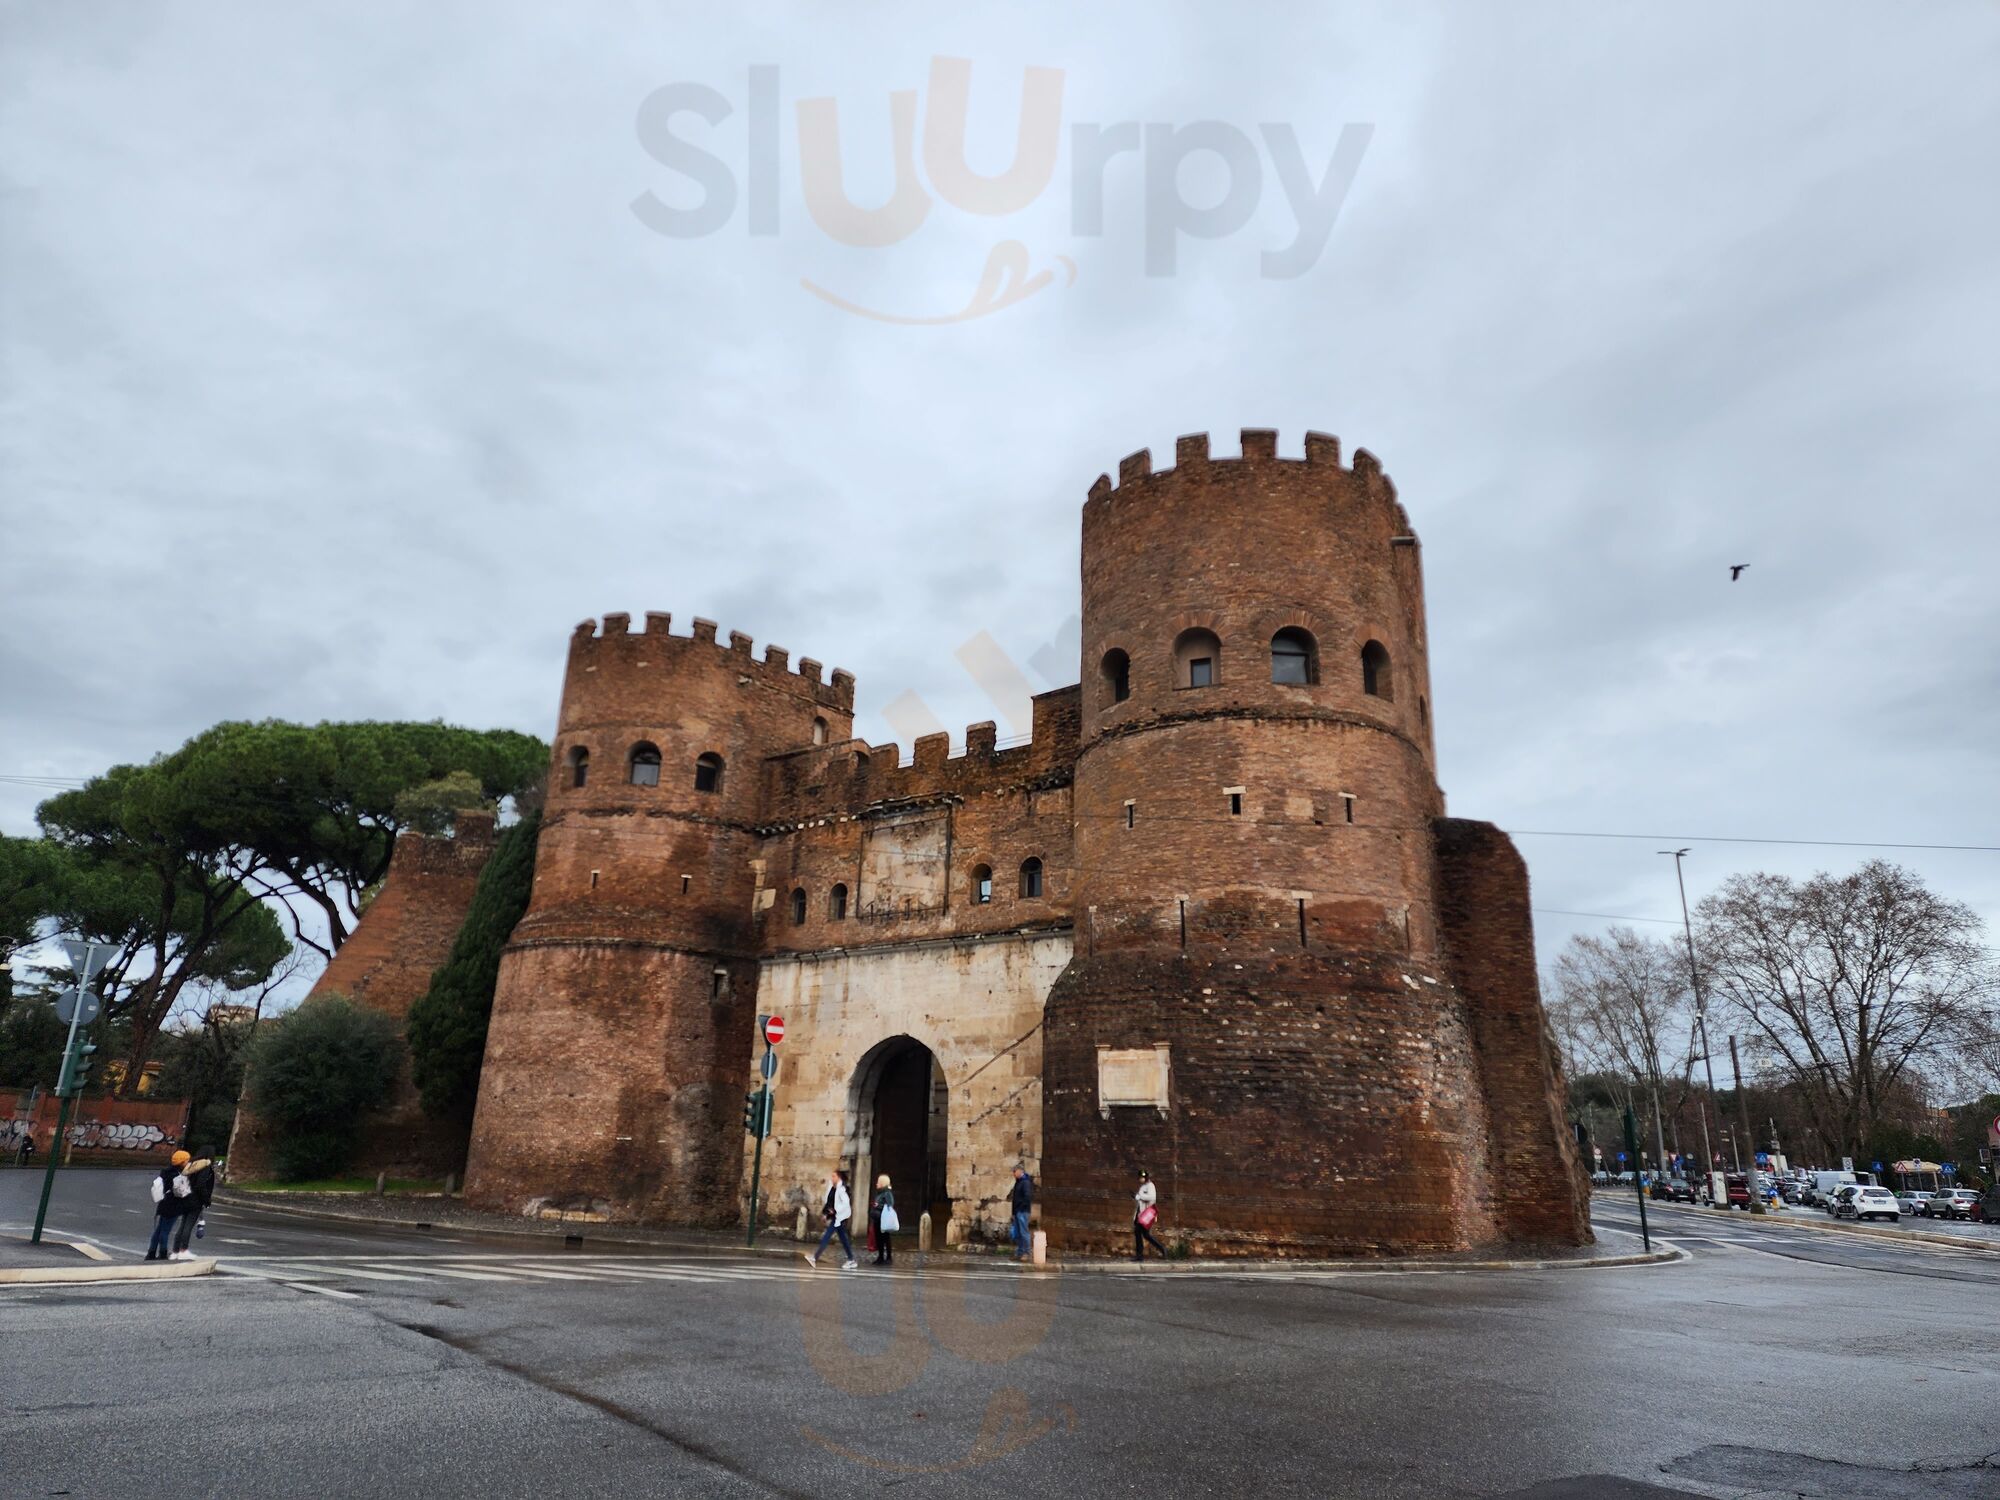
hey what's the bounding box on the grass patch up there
[234,1177,447,1195]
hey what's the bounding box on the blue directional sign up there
[1872,1161,1883,1173]
[1617,1152,1627,1163]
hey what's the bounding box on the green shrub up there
[407,810,539,1121]
[242,994,398,1180]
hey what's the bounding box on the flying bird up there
[1729,564,1750,581]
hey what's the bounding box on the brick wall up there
[1434,818,1592,1244]
[227,811,496,1181]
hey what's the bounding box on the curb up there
[215,1192,1683,1273]
[214,1191,811,1260]
[1061,1245,1687,1275]
[0,1254,217,1286]
[1647,1202,2000,1256]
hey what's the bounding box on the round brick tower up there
[1040,430,1584,1257]
[463,612,853,1224]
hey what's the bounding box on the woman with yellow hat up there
[145,1150,193,1261]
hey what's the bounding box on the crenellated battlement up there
[567,611,855,710]
[1084,428,1401,516]
[758,689,1080,829]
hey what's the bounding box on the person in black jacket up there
[1009,1165,1034,1261]
[146,1152,192,1261]
[171,1153,217,1259]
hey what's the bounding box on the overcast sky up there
[4,3,1998,994]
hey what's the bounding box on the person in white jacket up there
[805,1167,857,1269]
[145,1151,193,1261]
[1133,1170,1168,1262]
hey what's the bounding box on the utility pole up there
[1662,849,1722,1208]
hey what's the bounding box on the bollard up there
[444,1172,457,1196]
[1031,1229,1047,1266]
[794,1205,808,1241]
[374,1170,387,1196]
[918,1210,932,1252]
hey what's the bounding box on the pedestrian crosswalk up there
[217,1252,1034,1294]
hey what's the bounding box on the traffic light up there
[743,1087,767,1138]
[60,1040,97,1098]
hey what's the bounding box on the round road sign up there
[762,1015,786,1046]
[55,988,102,1027]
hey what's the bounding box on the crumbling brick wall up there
[226,811,496,1181]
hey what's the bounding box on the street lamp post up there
[1662,849,1725,1210]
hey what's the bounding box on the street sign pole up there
[745,1014,785,1248]
[1623,1105,1651,1252]
[32,941,112,1244]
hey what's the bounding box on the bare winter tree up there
[1548,927,1697,1173]
[1696,860,1996,1160]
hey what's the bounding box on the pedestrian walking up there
[17,1134,34,1167]
[1009,1165,1034,1260]
[146,1151,193,1261]
[804,1167,857,1269]
[1133,1169,1168,1262]
[871,1174,898,1266]
[171,1153,217,1260]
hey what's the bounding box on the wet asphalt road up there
[4,1170,1997,1500]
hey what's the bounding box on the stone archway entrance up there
[848,1036,950,1232]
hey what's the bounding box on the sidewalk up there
[218,1189,1682,1271]
[0,1233,216,1285]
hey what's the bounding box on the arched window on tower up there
[812,717,829,746]
[1174,628,1221,689]
[1019,857,1044,899]
[567,746,590,789]
[1270,628,1317,685]
[829,883,848,920]
[628,742,661,787]
[971,864,993,904]
[790,887,807,925]
[1361,641,1393,701]
[694,752,724,793]
[1099,647,1131,706]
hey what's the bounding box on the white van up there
[1808,1170,1857,1206]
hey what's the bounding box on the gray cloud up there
[3,2,1997,980]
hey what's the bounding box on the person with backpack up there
[170,1153,217,1260]
[1132,1169,1168,1262]
[146,1151,193,1261]
[804,1167,857,1269]
[870,1174,898,1266]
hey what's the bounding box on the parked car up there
[1927,1188,1983,1221]
[1836,1185,1901,1222]
[1826,1183,1861,1216]
[1649,1177,1694,1202]
[1894,1190,1933,1216]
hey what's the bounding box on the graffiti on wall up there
[66,1120,170,1151]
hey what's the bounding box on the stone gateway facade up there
[452,429,1589,1256]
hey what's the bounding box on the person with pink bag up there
[1132,1170,1168,1262]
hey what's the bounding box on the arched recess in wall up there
[829,883,848,920]
[1018,857,1044,899]
[628,742,661,787]
[1270,628,1317,685]
[1174,628,1221,688]
[567,746,589,788]
[1361,640,1393,701]
[1099,647,1131,706]
[694,752,725,792]
[812,717,829,745]
[970,864,993,904]
[844,1034,950,1228]
[790,887,807,925]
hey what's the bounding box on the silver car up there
[1894,1189,1932,1216]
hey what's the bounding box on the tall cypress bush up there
[406,809,540,1121]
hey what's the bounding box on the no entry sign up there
[762,1015,786,1047]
